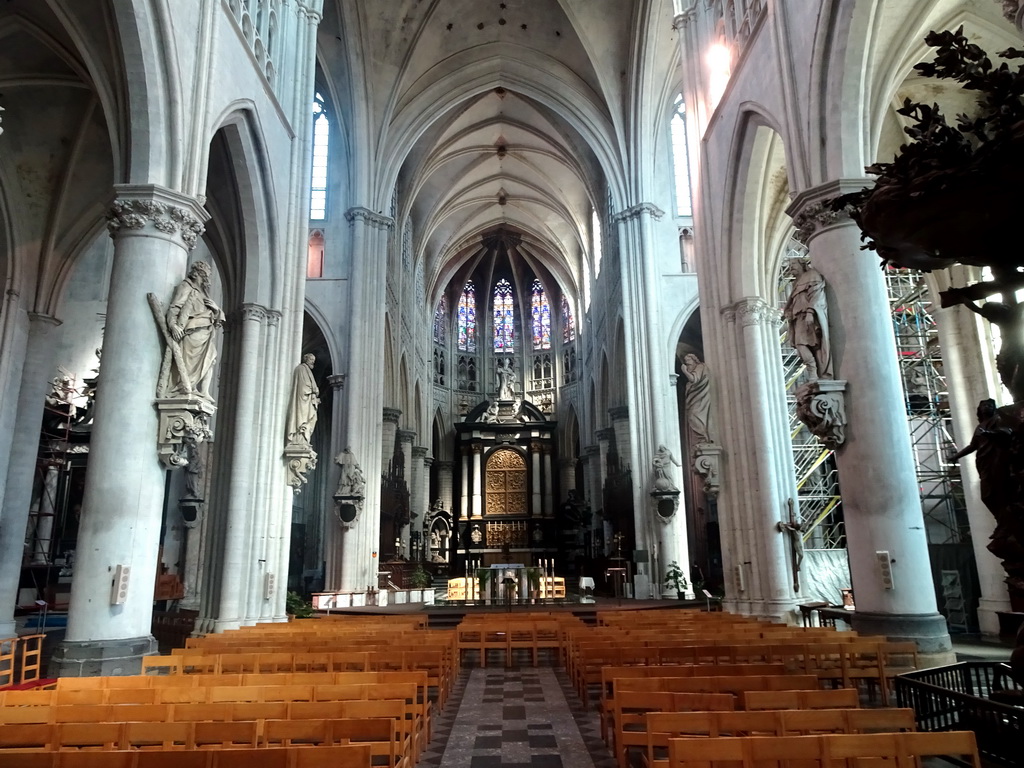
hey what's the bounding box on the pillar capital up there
[382,407,402,424]
[396,428,416,444]
[786,179,868,244]
[609,405,630,422]
[434,459,454,470]
[327,373,346,390]
[725,297,777,328]
[345,207,395,231]
[27,312,61,328]
[595,427,615,443]
[583,444,600,458]
[107,184,208,250]
[411,445,429,460]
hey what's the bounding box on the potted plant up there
[665,561,689,600]
[526,567,541,602]
[286,590,315,619]
[475,568,491,603]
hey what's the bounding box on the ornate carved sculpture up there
[652,444,682,492]
[333,447,366,527]
[149,261,224,401]
[496,357,518,401]
[693,444,722,498]
[681,353,713,444]
[782,258,833,380]
[283,353,319,488]
[794,380,848,451]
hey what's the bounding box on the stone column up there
[435,460,454,512]
[53,186,206,675]
[216,303,268,632]
[654,373,695,600]
[471,444,483,518]
[609,407,631,468]
[396,429,415,557]
[381,408,401,472]
[530,442,543,517]
[323,373,347,589]
[725,298,798,618]
[789,183,952,659]
[559,457,577,502]
[0,313,61,636]
[935,282,1011,636]
[542,445,554,518]
[411,446,429,559]
[32,464,60,565]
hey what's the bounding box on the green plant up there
[665,561,689,595]
[409,565,432,589]
[286,591,315,619]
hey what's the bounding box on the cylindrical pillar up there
[471,445,483,518]
[53,186,207,675]
[0,314,61,636]
[530,442,543,517]
[435,460,454,512]
[216,304,267,631]
[411,447,429,559]
[396,429,415,557]
[542,446,554,518]
[324,373,347,590]
[790,185,951,658]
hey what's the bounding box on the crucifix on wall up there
[777,498,808,593]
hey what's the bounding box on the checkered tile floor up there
[419,667,615,768]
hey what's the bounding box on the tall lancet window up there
[433,294,448,344]
[562,295,576,343]
[310,92,329,220]
[493,279,515,352]
[671,94,693,217]
[531,279,551,351]
[458,282,476,352]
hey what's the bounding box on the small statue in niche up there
[285,353,320,447]
[497,358,518,401]
[782,258,833,380]
[151,261,224,400]
[652,444,682,492]
[681,353,713,445]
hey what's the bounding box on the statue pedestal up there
[155,397,215,469]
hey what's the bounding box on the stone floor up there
[420,665,615,768]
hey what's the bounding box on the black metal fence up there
[894,662,1022,766]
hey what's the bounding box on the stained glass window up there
[562,295,576,343]
[433,294,447,344]
[531,279,551,350]
[458,282,476,352]
[493,279,515,352]
[310,92,329,220]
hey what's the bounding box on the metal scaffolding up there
[884,267,969,545]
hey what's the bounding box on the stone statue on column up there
[652,444,681,492]
[681,353,713,445]
[284,353,320,488]
[333,447,366,527]
[782,258,832,380]
[153,261,224,401]
[148,261,220,470]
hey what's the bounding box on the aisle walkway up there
[420,668,616,768]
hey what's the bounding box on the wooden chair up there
[0,723,53,751]
[120,721,193,750]
[56,752,135,768]
[191,720,259,749]
[55,722,124,751]
[741,688,859,710]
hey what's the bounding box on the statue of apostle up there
[162,261,224,400]
[285,353,320,447]
[782,259,833,380]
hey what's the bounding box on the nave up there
[0,607,1005,767]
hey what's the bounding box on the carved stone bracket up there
[155,397,215,469]
[651,489,680,522]
[693,443,723,498]
[612,202,666,223]
[794,379,848,450]
[333,448,366,528]
[345,206,395,231]
[284,443,318,490]
[179,499,204,529]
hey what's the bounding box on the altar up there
[447,563,565,602]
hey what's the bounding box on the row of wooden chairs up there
[666,730,980,768]
[0,717,405,764]
[0,635,45,688]
[455,618,582,667]
[0,743,374,768]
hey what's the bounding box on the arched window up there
[531,279,551,350]
[562,295,576,343]
[310,92,329,220]
[592,208,603,277]
[458,282,476,352]
[493,279,515,352]
[433,295,448,344]
[307,229,324,278]
[671,94,693,217]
